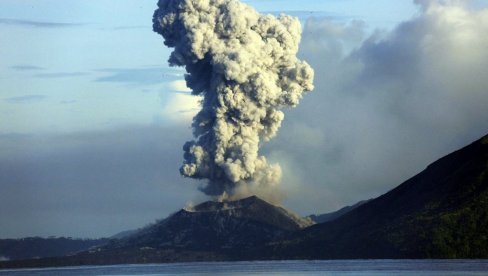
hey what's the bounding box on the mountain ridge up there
[262,133,488,259]
[308,199,372,224]
[0,237,109,261]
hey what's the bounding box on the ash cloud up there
[273,0,488,213]
[153,0,314,203]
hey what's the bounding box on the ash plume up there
[153,0,314,203]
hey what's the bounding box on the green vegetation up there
[482,136,488,145]
[430,186,488,258]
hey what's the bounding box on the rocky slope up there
[106,195,313,251]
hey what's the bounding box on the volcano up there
[0,196,314,267]
[107,195,313,251]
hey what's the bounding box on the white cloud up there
[168,80,192,92]
[160,80,199,123]
[162,93,201,123]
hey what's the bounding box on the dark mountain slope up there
[266,134,488,259]
[105,195,313,251]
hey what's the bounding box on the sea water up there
[1,260,488,275]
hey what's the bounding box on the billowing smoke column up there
[153,0,314,203]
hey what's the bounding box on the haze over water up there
[1,260,488,275]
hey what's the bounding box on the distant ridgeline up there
[0,237,109,261]
[0,133,487,268]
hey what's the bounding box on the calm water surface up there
[1,260,488,275]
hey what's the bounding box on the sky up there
[0,0,487,238]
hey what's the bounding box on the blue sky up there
[0,0,419,135]
[1,0,488,238]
